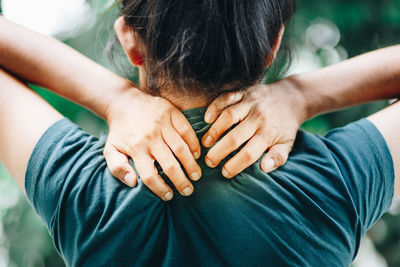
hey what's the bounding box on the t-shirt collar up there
[181,107,210,134]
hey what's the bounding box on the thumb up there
[260,142,293,173]
[103,144,137,187]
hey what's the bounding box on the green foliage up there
[295,0,400,57]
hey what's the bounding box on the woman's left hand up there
[202,77,310,178]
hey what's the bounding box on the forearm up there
[0,16,137,120]
[288,45,400,119]
[0,68,63,189]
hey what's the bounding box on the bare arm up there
[300,46,400,198]
[296,46,400,200]
[204,45,400,179]
[0,17,201,200]
[0,68,62,190]
[296,45,400,199]
[294,45,400,118]
[368,102,400,199]
[0,16,129,119]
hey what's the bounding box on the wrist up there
[103,79,143,122]
[99,77,141,123]
[284,73,329,121]
[275,74,314,124]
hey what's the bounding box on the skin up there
[368,102,400,199]
[0,16,202,201]
[0,68,63,190]
[1,16,399,201]
[205,46,400,198]
[0,15,291,201]
[115,16,400,202]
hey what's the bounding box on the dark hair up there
[114,0,295,97]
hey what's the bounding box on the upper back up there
[25,110,394,266]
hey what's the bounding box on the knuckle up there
[253,107,266,120]
[259,114,268,123]
[273,152,286,166]
[229,92,242,103]
[141,175,156,186]
[261,136,273,148]
[109,165,124,176]
[180,125,191,137]
[242,150,254,162]
[223,92,232,102]
[229,92,237,102]
[269,127,279,138]
[174,144,186,156]
[164,164,179,175]
[144,133,153,140]
[223,108,234,122]
[227,135,238,147]
[144,131,157,141]
[130,140,141,149]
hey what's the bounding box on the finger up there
[205,118,257,168]
[152,144,195,197]
[205,91,244,123]
[133,154,174,201]
[260,142,292,173]
[221,134,270,179]
[202,103,250,148]
[171,110,201,159]
[104,145,137,187]
[162,127,202,181]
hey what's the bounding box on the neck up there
[139,68,213,110]
[159,90,212,110]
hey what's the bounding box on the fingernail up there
[205,113,212,123]
[262,158,275,173]
[164,191,173,201]
[182,187,194,196]
[204,136,213,147]
[191,172,201,181]
[124,173,136,187]
[222,168,230,178]
[206,158,214,168]
[193,152,200,159]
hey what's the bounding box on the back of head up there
[119,0,295,96]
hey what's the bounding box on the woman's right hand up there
[103,87,202,201]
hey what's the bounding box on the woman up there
[0,0,298,201]
[0,0,399,266]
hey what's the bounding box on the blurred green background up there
[0,0,399,266]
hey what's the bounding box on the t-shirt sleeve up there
[323,119,394,230]
[25,119,105,229]
[25,118,164,265]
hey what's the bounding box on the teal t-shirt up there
[25,108,394,267]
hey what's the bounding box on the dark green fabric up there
[25,108,394,267]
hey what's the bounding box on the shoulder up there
[25,118,115,231]
[283,118,394,235]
